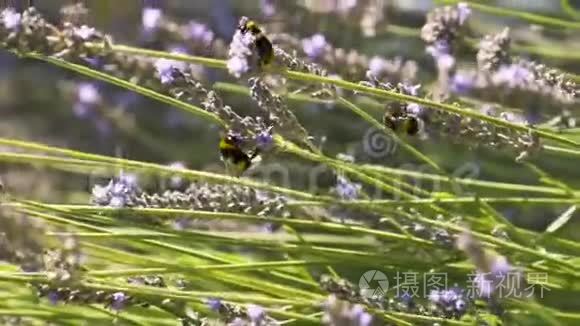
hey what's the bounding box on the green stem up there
[440,0,580,29]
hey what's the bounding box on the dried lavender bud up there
[163,68,267,138]
[128,275,167,288]
[320,275,360,302]
[91,178,292,218]
[249,77,311,146]
[421,3,471,46]
[43,235,82,283]
[477,28,511,72]
[36,284,142,310]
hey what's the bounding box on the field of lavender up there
[0,0,579,325]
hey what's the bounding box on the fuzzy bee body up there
[219,134,254,177]
[383,112,423,136]
[239,18,274,67]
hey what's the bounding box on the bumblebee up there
[219,133,259,177]
[238,17,274,67]
[383,112,423,136]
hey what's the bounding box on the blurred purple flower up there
[335,175,361,200]
[142,7,162,31]
[2,8,21,30]
[368,57,385,77]
[302,34,327,59]
[457,3,472,25]
[450,72,475,94]
[73,83,101,119]
[426,41,455,70]
[77,83,101,104]
[187,21,214,46]
[227,56,250,78]
[260,0,276,17]
[206,298,222,311]
[48,291,60,305]
[474,255,513,298]
[492,64,533,88]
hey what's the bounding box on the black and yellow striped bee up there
[238,17,274,67]
[383,111,423,136]
[219,133,259,177]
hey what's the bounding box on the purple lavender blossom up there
[335,175,361,200]
[2,8,21,30]
[110,292,127,311]
[142,7,162,31]
[206,298,222,311]
[227,27,254,77]
[91,177,140,208]
[302,34,328,60]
[426,41,455,71]
[255,129,274,152]
[492,63,533,88]
[246,304,265,324]
[154,51,188,84]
